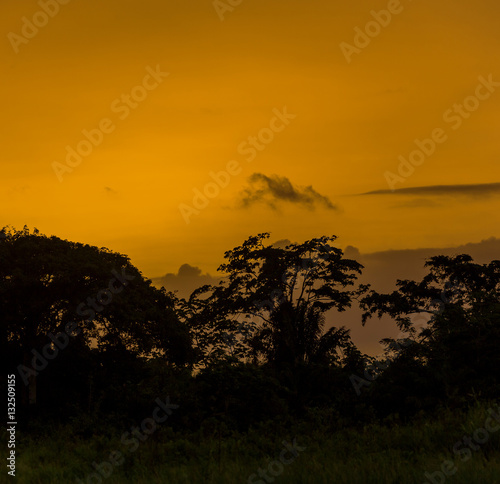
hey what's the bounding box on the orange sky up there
[2,0,500,279]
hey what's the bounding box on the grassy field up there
[7,402,500,484]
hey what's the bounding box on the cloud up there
[354,236,500,292]
[272,238,292,249]
[151,264,222,299]
[151,238,297,298]
[151,236,294,297]
[361,182,500,198]
[239,173,337,211]
[340,237,500,355]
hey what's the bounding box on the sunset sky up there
[2,0,500,351]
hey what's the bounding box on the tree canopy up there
[360,254,500,404]
[183,233,366,368]
[1,226,192,405]
[4,226,500,434]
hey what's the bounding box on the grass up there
[6,401,500,484]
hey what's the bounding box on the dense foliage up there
[3,226,499,442]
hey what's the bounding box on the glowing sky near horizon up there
[2,0,500,277]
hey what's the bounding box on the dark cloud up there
[151,237,295,297]
[239,173,337,211]
[355,237,500,292]
[151,264,222,299]
[272,238,292,249]
[340,237,500,355]
[362,182,500,198]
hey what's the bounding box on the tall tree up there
[186,233,365,368]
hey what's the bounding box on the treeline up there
[2,226,500,435]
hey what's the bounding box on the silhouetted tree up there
[361,254,500,405]
[186,233,365,368]
[1,226,192,407]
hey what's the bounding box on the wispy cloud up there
[361,183,500,198]
[239,173,337,211]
